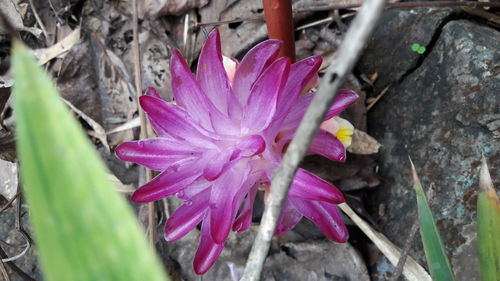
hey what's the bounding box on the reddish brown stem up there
[263,0,296,62]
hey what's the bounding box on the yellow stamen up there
[336,126,353,147]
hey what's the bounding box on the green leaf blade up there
[410,160,456,281]
[477,157,500,281]
[12,41,169,281]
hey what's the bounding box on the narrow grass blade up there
[410,159,456,281]
[12,41,169,281]
[477,157,500,281]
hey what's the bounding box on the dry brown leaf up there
[138,0,209,18]
[32,27,81,65]
[107,117,140,135]
[0,0,42,36]
[63,98,110,152]
[348,129,381,155]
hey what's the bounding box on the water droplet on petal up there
[185,200,192,206]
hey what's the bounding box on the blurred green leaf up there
[410,159,456,281]
[477,157,500,281]
[12,41,169,281]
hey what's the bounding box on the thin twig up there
[27,0,49,41]
[131,0,156,246]
[389,220,420,281]
[0,193,20,213]
[298,1,500,12]
[0,250,10,281]
[240,0,387,280]
[367,83,392,111]
[195,1,500,28]
[0,246,35,281]
[47,0,64,25]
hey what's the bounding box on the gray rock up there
[261,240,369,281]
[0,202,42,281]
[358,7,457,92]
[0,159,17,200]
[369,20,499,281]
[163,227,369,281]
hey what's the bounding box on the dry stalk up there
[131,0,156,246]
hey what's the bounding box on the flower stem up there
[262,0,296,62]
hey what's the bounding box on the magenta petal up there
[115,138,200,171]
[170,50,217,131]
[275,199,303,236]
[275,56,322,120]
[241,57,290,133]
[196,29,231,115]
[203,150,234,181]
[131,164,202,202]
[193,216,224,275]
[232,40,281,105]
[280,93,313,132]
[289,169,344,204]
[281,89,359,133]
[209,189,236,244]
[233,184,258,232]
[139,96,215,147]
[209,167,250,244]
[209,175,237,244]
[310,130,347,162]
[144,87,162,99]
[324,89,359,120]
[164,188,210,241]
[182,178,212,199]
[234,135,266,158]
[291,198,348,242]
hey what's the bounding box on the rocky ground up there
[0,1,498,280]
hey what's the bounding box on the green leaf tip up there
[477,156,500,281]
[12,41,169,281]
[410,158,456,281]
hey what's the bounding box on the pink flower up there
[115,29,358,274]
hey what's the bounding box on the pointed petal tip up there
[163,225,177,242]
[170,49,188,71]
[171,48,182,58]
[301,55,323,67]
[250,39,282,58]
[334,229,349,243]
[265,38,283,48]
[193,260,211,275]
[193,238,224,275]
[339,153,347,163]
[130,190,153,203]
[339,89,360,102]
[114,142,127,160]
[144,87,161,99]
[138,95,151,109]
[207,28,220,41]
